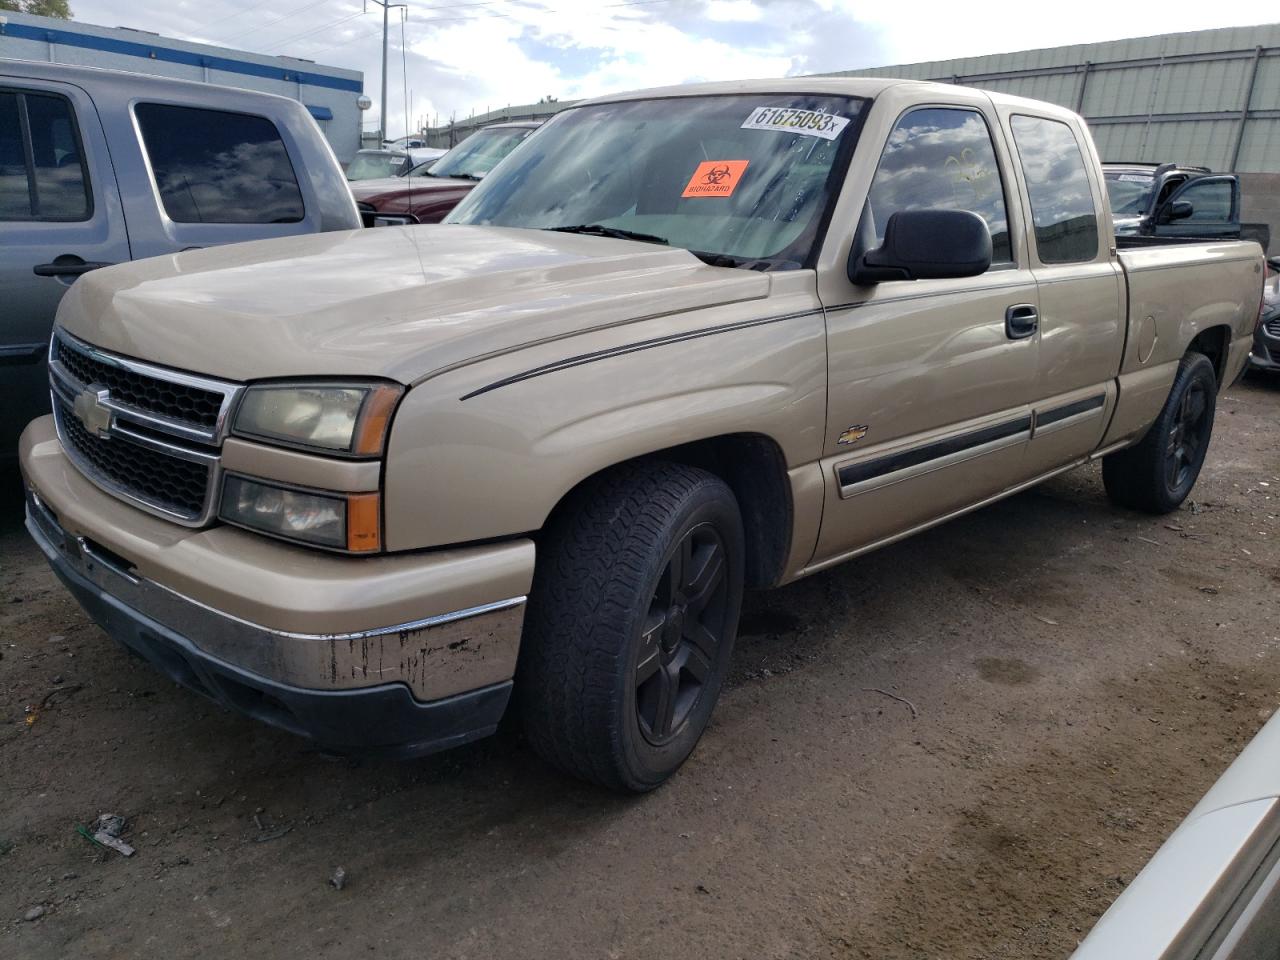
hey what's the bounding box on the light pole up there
[365,0,407,143]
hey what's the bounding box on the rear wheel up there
[517,461,744,792]
[1103,351,1217,514]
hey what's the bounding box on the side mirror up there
[849,210,992,284]
[1159,200,1194,223]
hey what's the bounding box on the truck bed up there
[1102,239,1263,446]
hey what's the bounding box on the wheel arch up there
[1186,324,1233,385]
[540,432,795,590]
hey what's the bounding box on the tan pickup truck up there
[19,78,1264,791]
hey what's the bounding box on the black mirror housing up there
[849,210,992,284]
[1161,200,1194,223]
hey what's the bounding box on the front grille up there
[1265,317,1280,339]
[54,337,223,430]
[49,330,240,526]
[57,407,210,520]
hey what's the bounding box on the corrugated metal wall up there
[826,22,1280,174]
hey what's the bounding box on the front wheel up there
[517,461,745,792]
[1103,351,1218,514]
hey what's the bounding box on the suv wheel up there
[517,461,744,792]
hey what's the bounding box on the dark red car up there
[350,121,539,227]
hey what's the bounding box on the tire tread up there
[517,461,738,791]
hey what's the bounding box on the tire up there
[517,461,745,792]
[1102,351,1218,514]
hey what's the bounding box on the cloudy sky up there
[66,0,1266,138]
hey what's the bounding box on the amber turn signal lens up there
[353,385,404,456]
[346,492,381,553]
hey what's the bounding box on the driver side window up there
[867,107,1012,263]
[1176,179,1234,221]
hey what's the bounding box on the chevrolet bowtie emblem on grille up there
[73,386,113,438]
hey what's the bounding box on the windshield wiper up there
[547,224,670,245]
[689,249,793,271]
[448,172,484,181]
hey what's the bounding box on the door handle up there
[33,255,113,278]
[1005,303,1039,340]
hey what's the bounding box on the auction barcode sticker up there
[1117,174,1154,183]
[741,106,850,141]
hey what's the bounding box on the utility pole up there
[365,0,407,142]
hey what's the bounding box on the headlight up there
[219,475,381,553]
[233,382,403,456]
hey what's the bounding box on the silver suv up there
[0,59,361,464]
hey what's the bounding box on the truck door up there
[0,79,131,460]
[812,100,1041,565]
[1003,113,1122,478]
[1155,175,1240,240]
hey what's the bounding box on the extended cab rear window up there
[135,103,304,225]
[1009,115,1098,264]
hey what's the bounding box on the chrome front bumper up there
[25,486,527,756]
[25,485,527,698]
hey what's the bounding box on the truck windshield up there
[445,94,867,269]
[1104,171,1156,216]
[425,127,534,181]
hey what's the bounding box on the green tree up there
[0,0,74,18]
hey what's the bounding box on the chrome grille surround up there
[48,328,243,526]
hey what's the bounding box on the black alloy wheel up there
[635,523,730,746]
[517,460,745,792]
[1165,377,1210,493]
[1103,350,1218,514]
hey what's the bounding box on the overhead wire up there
[216,0,346,44]
[262,8,369,51]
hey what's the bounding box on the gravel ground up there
[2,374,1278,960]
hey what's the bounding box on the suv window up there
[0,89,91,222]
[135,103,304,224]
[1177,179,1234,222]
[1010,115,1098,264]
[866,107,1012,264]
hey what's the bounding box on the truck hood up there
[56,224,771,384]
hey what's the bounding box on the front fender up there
[382,300,826,550]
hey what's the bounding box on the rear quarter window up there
[1010,115,1098,264]
[135,103,304,224]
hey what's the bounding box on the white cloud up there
[703,0,765,21]
[62,0,1276,139]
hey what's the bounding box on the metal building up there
[422,100,572,150]
[0,10,364,162]
[825,22,1280,241]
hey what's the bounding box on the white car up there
[407,145,446,166]
[382,135,427,150]
[1072,710,1280,958]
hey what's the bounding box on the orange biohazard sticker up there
[681,160,749,198]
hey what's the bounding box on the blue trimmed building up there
[0,10,364,162]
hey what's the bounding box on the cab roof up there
[576,76,1084,122]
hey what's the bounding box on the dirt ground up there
[2,375,1278,960]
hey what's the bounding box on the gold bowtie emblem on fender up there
[838,425,869,445]
[73,386,113,438]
